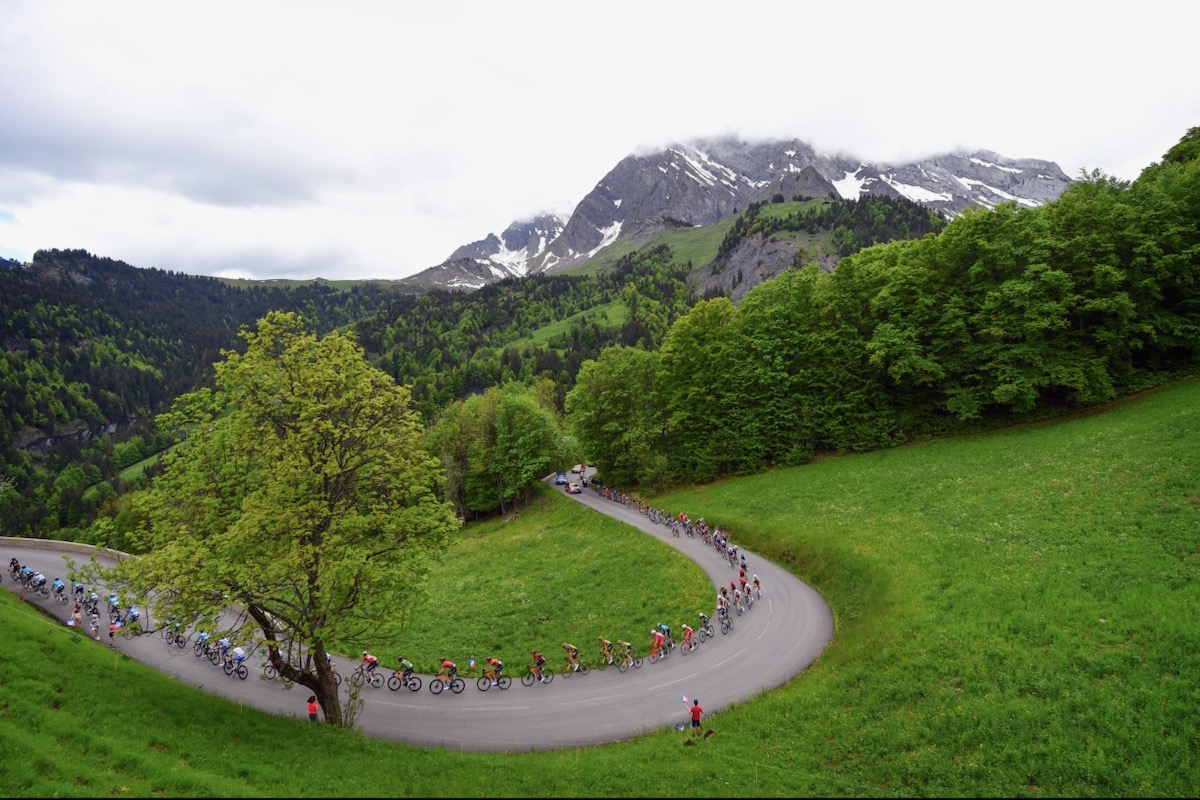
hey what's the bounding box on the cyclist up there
[649,628,665,659]
[218,637,232,658]
[195,631,211,650]
[31,572,47,591]
[530,650,547,681]
[72,581,85,601]
[229,644,247,666]
[125,607,140,629]
[107,594,120,616]
[680,622,695,648]
[753,574,762,595]
[597,636,614,665]
[85,591,99,615]
[51,577,66,600]
[7,557,18,577]
[396,656,415,685]
[562,642,580,672]
[616,640,633,666]
[437,658,457,684]
[656,622,673,648]
[360,650,379,674]
[485,656,504,685]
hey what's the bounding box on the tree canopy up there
[102,311,459,725]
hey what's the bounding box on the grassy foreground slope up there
[2,379,1198,798]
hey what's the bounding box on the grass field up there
[3,378,1198,797]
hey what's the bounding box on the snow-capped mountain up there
[399,136,1073,292]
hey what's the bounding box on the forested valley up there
[2,126,1197,545]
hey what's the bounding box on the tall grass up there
[2,379,1198,797]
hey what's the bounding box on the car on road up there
[565,482,582,494]
[555,472,569,485]
[571,464,585,474]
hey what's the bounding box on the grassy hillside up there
[3,378,1198,797]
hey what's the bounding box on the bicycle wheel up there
[406,675,421,691]
[576,661,589,675]
[264,664,278,681]
[476,676,491,692]
[721,618,732,634]
[349,670,365,688]
[616,658,629,673]
[333,671,342,686]
[193,642,205,657]
[521,672,535,686]
[369,672,384,689]
[704,624,715,639]
[174,634,188,649]
[223,660,234,676]
[387,674,402,691]
[648,651,659,664]
[208,648,221,665]
[429,678,444,694]
[497,675,511,690]
[542,668,554,684]
[235,664,248,680]
[450,678,465,694]
[632,656,643,669]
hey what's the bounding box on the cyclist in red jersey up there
[649,628,665,658]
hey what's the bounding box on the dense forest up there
[568,129,1200,488]
[2,127,1196,542]
[0,252,407,535]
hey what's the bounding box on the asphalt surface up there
[2,474,833,753]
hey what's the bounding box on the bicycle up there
[476,671,512,691]
[350,663,384,689]
[614,646,643,673]
[387,670,421,692]
[560,653,589,678]
[720,614,734,634]
[222,655,249,680]
[520,663,555,686]
[647,641,671,664]
[678,635,698,655]
[429,672,465,694]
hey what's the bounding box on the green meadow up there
[2,378,1198,798]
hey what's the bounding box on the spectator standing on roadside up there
[307,695,319,722]
[690,698,704,736]
[70,602,83,629]
[108,621,119,647]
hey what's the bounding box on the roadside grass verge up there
[2,378,1198,797]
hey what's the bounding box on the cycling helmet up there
[362,650,368,656]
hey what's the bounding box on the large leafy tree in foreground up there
[106,312,459,726]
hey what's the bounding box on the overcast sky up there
[1,1,1196,282]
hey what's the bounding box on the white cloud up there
[0,0,1196,280]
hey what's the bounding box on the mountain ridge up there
[398,135,1073,293]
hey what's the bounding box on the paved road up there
[2,478,833,753]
